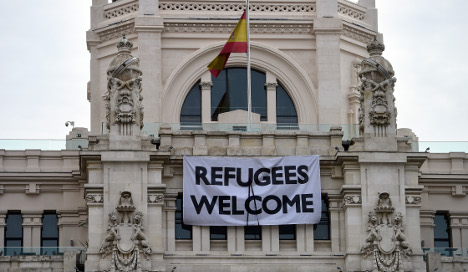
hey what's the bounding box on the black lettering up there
[245,195,262,215]
[254,168,271,186]
[190,195,218,214]
[211,167,223,186]
[224,167,236,186]
[236,168,253,187]
[284,165,297,184]
[297,165,309,184]
[271,166,283,185]
[301,194,314,212]
[263,195,282,214]
[218,196,231,215]
[282,194,301,213]
[232,196,244,215]
[195,166,209,185]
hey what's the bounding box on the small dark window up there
[276,83,298,129]
[244,225,261,240]
[314,197,330,240]
[180,80,202,128]
[279,225,296,240]
[41,212,59,255]
[76,133,82,138]
[210,226,227,240]
[5,211,22,256]
[175,196,192,240]
[434,213,451,252]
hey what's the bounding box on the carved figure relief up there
[103,35,144,136]
[361,193,411,272]
[100,191,152,272]
[357,38,397,137]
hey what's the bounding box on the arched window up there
[180,68,298,128]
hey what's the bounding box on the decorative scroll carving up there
[103,35,144,136]
[148,194,165,204]
[199,81,213,89]
[100,191,152,272]
[164,23,312,34]
[86,194,104,204]
[361,193,411,272]
[343,195,362,205]
[265,82,278,89]
[405,195,421,205]
[357,38,397,137]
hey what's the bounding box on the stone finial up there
[367,36,385,56]
[116,34,133,52]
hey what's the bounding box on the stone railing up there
[103,0,139,20]
[337,0,366,22]
[159,1,315,14]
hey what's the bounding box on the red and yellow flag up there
[208,11,247,78]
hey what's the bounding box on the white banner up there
[183,156,321,226]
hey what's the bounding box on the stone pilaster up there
[200,81,213,125]
[265,82,277,124]
[450,212,468,248]
[22,212,42,254]
[0,212,6,251]
[313,1,343,125]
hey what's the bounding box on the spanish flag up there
[208,11,248,78]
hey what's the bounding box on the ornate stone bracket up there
[405,195,422,205]
[343,195,362,206]
[361,192,412,272]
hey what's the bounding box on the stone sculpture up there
[100,191,152,272]
[361,193,411,272]
[357,37,397,137]
[103,35,144,136]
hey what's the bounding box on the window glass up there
[210,226,227,240]
[5,212,22,256]
[42,212,59,255]
[211,68,266,121]
[244,225,261,240]
[180,68,298,126]
[180,81,201,126]
[279,225,296,240]
[314,197,330,240]
[434,213,451,249]
[176,196,192,240]
[276,84,298,126]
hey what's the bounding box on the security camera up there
[65,121,75,128]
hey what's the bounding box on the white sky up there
[0,0,466,141]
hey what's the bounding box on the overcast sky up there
[0,0,466,142]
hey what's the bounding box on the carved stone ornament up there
[361,193,412,272]
[148,194,164,204]
[100,191,152,272]
[103,35,144,136]
[86,194,104,204]
[357,37,397,137]
[343,195,362,205]
[405,195,422,205]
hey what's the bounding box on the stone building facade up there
[0,0,467,271]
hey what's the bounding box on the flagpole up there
[246,0,252,131]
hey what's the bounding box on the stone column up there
[22,212,42,254]
[165,195,177,252]
[314,0,343,125]
[357,0,378,31]
[265,81,277,124]
[135,14,163,126]
[200,80,213,125]
[450,212,468,248]
[296,224,314,253]
[329,195,342,252]
[341,188,362,271]
[0,212,6,251]
[420,210,435,248]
